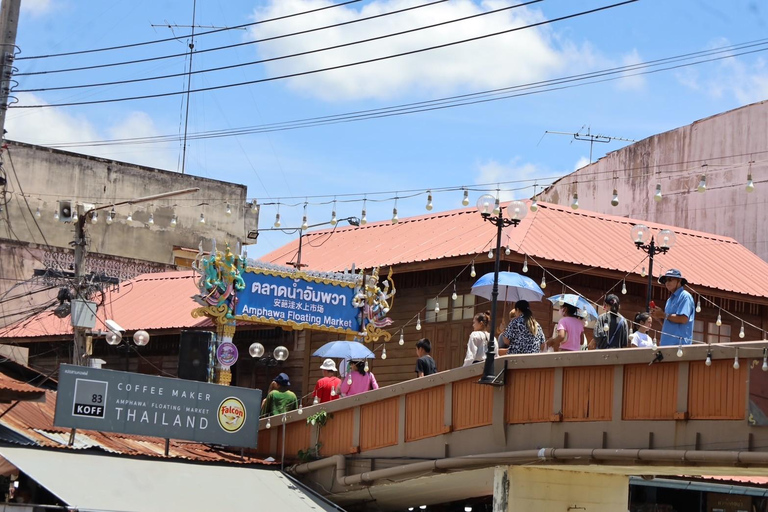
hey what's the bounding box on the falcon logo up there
[217,397,246,433]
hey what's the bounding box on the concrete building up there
[537,99,768,261]
[0,140,258,326]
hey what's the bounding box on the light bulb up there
[329,388,335,397]
[677,346,683,358]
[611,189,619,207]
[493,197,500,215]
[584,318,589,327]
[705,352,712,366]
[91,211,98,224]
[330,211,337,226]
[733,355,740,370]
[126,212,133,222]
[763,349,768,372]
[558,297,564,306]
[251,200,259,213]
[522,257,528,273]
[274,213,281,228]
[364,362,369,372]
[148,212,154,225]
[451,291,458,301]
[641,266,647,278]
[35,207,41,218]
[170,214,177,227]
[313,395,320,405]
[382,347,387,360]
[462,189,469,206]
[416,316,422,331]
[347,377,352,386]
[571,193,579,210]
[434,302,440,314]
[697,175,706,193]
[505,246,511,256]
[603,323,610,332]
[621,281,627,295]
[661,236,670,248]
[108,208,115,224]
[530,199,538,212]
[72,210,79,222]
[361,209,367,225]
[470,262,476,278]
[199,212,206,224]
[297,405,303,415]
[716,312,722,326]
[540,274,546,289]
[426,192,433,211]
[54,210,59,221]
[392,208,399,224]
[635,230,644,243]
[654,183,662,202]
[747,173,755,193]
[696,298,701,313]
[301,215,308,231]
[488,249,493,259]
[226,203,232,216]
[481,200,490,214]
[265,418,271,429]
[399,332,404,346]
[739,323,745,338]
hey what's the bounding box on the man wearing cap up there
[260,373,298,417]
[312,359,341,404]
[651,269,696,346]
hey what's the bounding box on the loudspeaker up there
[58,200,73,223]
[178,330,213,382]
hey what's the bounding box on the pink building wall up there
[538,99,768,261]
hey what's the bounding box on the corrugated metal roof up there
[0,386,268,465]
[0,270,208,340]
[260,201,768,300]
[0,372,46,396]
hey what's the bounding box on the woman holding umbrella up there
[546,303,584,352]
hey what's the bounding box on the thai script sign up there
[54,365,261,448]
[236,267,361,335]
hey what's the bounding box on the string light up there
[53,206,59,221]
[470,262,476,278]
[654,183,662,202]
[416,314,421,331]
[747,161,755,192]
[330,387,336,397]
[739,321,745,339]
[126,211,133,223]
[426,191,433,211]
[392,208,399,224]
[91,211,98,224]
[462,189,469,206]
[72,208,79,222]
[641,266,646,278]
[611,189,619,207]
[313,395,320,405]
[705,350,712,366]
[381,346,387,360]
[297,403,303,415]
[716,310,722,326]
[364,361,369,372]
[106,207,115,224]
[733,350,740,370]
[697,166,707,192]
[301,203,308,231]
[35,206,41,218]
[505,246,511,256]
[265,418,271,429]
[434,299,440,315]
[493,193,500,216]
[621,280,627,295]
[399,331,405,346]
[530,198,538,212]
[170,212,177,227]
[763,348,768,372]
[487,249,493,259]
[696,296,701,313]
[677,344,683,358]
[251,200,259,214]
[522,256,528,273]
[451,283,458,301]
[226,203,232,216]
[361,198,368,225]
[274,212,281,228]
[147,212,154,225]
[330,199,338,226]
[199,212,206,224]
[571,193,579,210]
[540,274,547,289]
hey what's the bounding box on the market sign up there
[236,267,361,335]
[54,365,261,448]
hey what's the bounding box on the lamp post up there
[104,326,150,371]
[249,342,289,389]
[475,196,528,385]
[630,224,677,312]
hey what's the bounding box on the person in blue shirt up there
[651,269,696,346]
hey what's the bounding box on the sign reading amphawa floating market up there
[54,365,261,448]
[236,266,362,335]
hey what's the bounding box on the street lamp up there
[476,196,527,385]
[630,224,677,311]
[103,321,150,370]
[249,342,289,389]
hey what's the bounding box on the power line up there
[32,37,768,147]
[15,0,365,61]
[16,0,450,78]
[11,1,638,109]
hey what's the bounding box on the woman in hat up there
[340,360,379,397]
[312,359,341,404]
[502,300,546,354]
[260,372,298,417]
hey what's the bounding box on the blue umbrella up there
[547,293,599,320]
[312,340,376,360]
[471,271,545,303]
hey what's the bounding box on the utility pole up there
[544,127,637,163]
[0,0,22,140]
[70,187,200,365]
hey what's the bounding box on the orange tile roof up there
[260,201,768,301]
[0,271,208,340]
[0,373,46,398]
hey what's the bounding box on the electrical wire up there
[16,0,452,77]
[12,1,637,109]
[16,0,365,60]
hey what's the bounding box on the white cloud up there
[7,93,177,171]
[617,49,646,91]
[21,0,54,17]
[475,157,549,200]
[573,156,590,171]
[247,0,597,101]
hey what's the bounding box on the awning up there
[0,446,342,512]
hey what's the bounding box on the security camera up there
[105,319,125,333]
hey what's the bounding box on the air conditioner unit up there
[71,299,97,329]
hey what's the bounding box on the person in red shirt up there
[312,359,341,404]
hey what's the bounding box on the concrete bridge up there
[254,341,768,511]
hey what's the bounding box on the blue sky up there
[8,0,768,257]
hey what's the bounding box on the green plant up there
[297,410,333,460]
